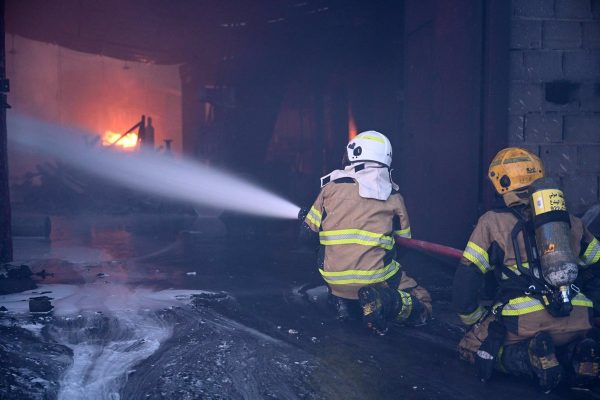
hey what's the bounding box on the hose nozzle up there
[298,206,310,221]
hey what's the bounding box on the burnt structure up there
[5,0,600,247]
[0,0,11,262]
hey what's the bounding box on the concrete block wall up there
[508,0,600,214]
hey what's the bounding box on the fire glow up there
[102,130,138,151]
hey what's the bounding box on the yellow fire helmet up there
[488,147,545,194]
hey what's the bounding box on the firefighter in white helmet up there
[299,130,432,334]
[453,147,600,393]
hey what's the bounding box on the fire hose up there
[298,207,463,260]
[395,237,463,260]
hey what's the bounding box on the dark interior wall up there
[401,0,509,248]
[347,2,404,158]
[179,2,405,188]
[479,1,510,213]
[0,0,11,262]
[179,38,296,169]
[5,0,515,247]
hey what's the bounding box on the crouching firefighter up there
[299,131,431,335]
[453,147,600,393]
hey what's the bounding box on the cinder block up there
[564,115,600,143]
[521,144,541,156]
[513,0,555,18]
[525,113,563,143]
[510,51,526,80]
[511,20,542,49]
[556,0,592,19]
[543,21,582,49]
[562,175,599,214]
[542,100,582,112]
[580,145,600,173]
[509,82,543,114]
[509,115,525,143]
[579,83,600,110]
[564,51,600,80]
[583,22,600,48]
[542,80,582,112]
[523,51,564,80]
[540,145,578,176]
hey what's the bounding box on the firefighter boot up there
[569,338,600,388]
[358,286,399,335]
[501,332,563,393]
[475,320,507,382]
[331,296,361,321]
[528,332,563,393]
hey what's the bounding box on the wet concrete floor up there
[0,215,577,399]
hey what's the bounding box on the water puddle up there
[0,284,224,400]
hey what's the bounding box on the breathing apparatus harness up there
[497,209,576,317]
[495,178,579,318]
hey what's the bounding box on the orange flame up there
[348,104,357,141]
[102,130,138,151]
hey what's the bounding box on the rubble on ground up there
[0,264,36,295]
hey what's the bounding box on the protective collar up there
[502,189,530,208]
[321,162,399,201]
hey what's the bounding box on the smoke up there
[8,115,300,219]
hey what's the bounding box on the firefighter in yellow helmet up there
[299,131,431,334]
[453,147,600,393]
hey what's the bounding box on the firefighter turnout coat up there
[453,206,600,360]
[303,176,415,300]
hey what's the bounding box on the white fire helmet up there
[346,131,393,167]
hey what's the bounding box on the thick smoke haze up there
[8,115,300,220]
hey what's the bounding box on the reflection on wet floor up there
[1,215,576,399]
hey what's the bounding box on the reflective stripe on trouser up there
[459,305,486,325]
[319,260,400,285]
[397,290,413,321]
[581,238,600,266]
[459,305,593,364]
[393,227,411,239]
[306,206,322,229]
[462,241,491,273]
[319,229,394,250]
[498,293,593,316]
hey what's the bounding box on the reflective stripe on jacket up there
[304,177,410,299]
[319,229,394,250]
[497,293,593,316]
[462,241,492,273]
[581,238,600,267]
[453,208,599,322]
[319,260,400,285]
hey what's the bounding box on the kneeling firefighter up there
[299,131,431,334]
[453,147,600,392]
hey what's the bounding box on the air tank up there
[529,178,578,305]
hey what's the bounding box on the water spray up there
[9,115,300,220]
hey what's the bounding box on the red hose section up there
[395,237,463,260]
